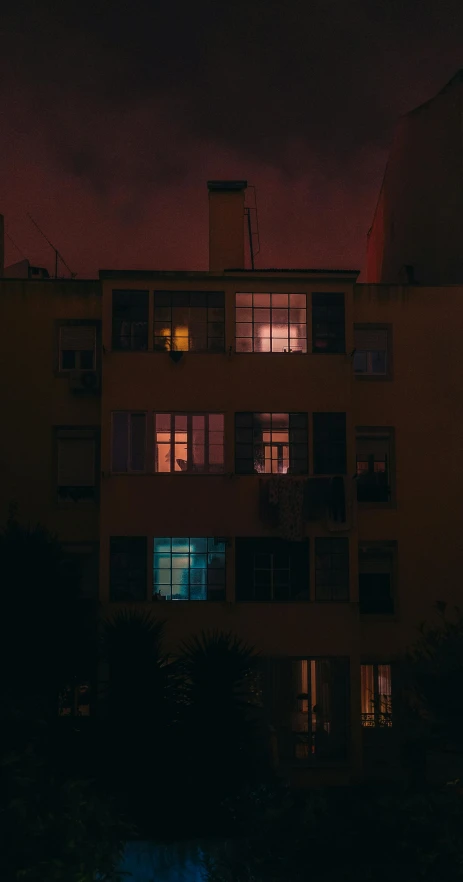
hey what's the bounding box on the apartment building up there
[2,179,463,786]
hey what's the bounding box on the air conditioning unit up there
[69,371,100,394]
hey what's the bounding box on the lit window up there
[312,293,345,353]
[59,682,91,717]
[354,327,389,376]
[292,658,349,760]
[154,291,224,352]
[315,537,349,601]
[153,538,226,601]
[154,413,224,473]
[235,412,308,475]
[111,412,147,472]
[235,292,307,353]
[59,326,96,371]
[112,290,149,351]
[361,663,392,727]
[57,429,96,502]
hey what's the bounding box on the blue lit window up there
[153,538,226,601]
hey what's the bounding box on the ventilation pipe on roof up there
[207,180,247,272]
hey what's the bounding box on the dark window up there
[361,663,392,727]
[111,412,147,472]
[235,412,308,475]
[354,327,389,376]
[235,538,309,601]
[59,326,96,371]
[112,290,149,351]
[235,292,307,353]
[315,538,349,600]
[57,429,96,502]
[155,413,224,473]
[292,658,349,760]
[154,291,224,352]
[312,293,345,353]
[359,545,395,614]
[153,537,226,601]
[313,413,346,475]
[62,544,99,599]
[110,537,147,601]
[356,429,393,503]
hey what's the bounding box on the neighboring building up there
[1,181,462,786]
[366,70,463,284]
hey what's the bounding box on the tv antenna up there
[244,185,260,271]
[5,231,27,261]
[27,214,76,278]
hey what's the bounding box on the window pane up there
[112,413,128,472]
[130,414,146,471]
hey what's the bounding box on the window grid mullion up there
[170,413,175,473]
[205,414,210,473]
[187,414,192,472]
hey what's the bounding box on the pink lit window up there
[235,293,307,353]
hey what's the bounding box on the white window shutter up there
[354,329,387,351]
[60,326,96,351]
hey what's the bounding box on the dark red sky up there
[1,0,463,278]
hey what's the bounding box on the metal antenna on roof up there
[5,231,27,261]
[244,186,260,270]
[27,214,76,278]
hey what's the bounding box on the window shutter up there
[60,326,96,351]
[354,329,387,351]
[58,438,95,486]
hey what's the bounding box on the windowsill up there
[107,471,227,477]
[358,500,396,510]
[55,499,98,508]
[354,373,393,382]
[234,351,308,356]
[360,612,398,622]
[110,349,226,355]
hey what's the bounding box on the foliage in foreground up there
[203,781,463,882]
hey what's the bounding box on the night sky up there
[1,0,463,278]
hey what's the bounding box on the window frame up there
[111,290,149,352]
[291,656,350,763]
[54,319,100,377]
[153,291,225,353]
[234,292,308,354]
[234,412,309,475]
[312,412,347,476]
[152,537,226,601]
[353,323,393,381]
[311,292,346,354]
[356,426,395,507]
[54,426,99,506]
[154,412,225,474]
[109,536,148,602]
[111,411,148,474]
[358,541,397,617]
[314,537,350,601]
[360,662,393,728]
[235,537,310,602]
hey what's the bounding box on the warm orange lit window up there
[154,291,225,352]
[361,663,392,727]
[235,293,307,353]
[235,412,308,474]
[292,658,349,760]
[154,413,224,473]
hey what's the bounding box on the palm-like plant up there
[176,631,266,808]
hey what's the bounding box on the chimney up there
[208,180,247,272]
[0,215,4,277]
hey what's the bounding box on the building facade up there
[1,181,462,785]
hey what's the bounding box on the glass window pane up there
[130,414,146,471]
[290,294,306,307]
[236,308,252,322]
[271,294,288,307]
[112,413,128,472]
[236,323,253,337]
[253,293,270,306]
[236,338,252,352]
[236,293,252,306]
